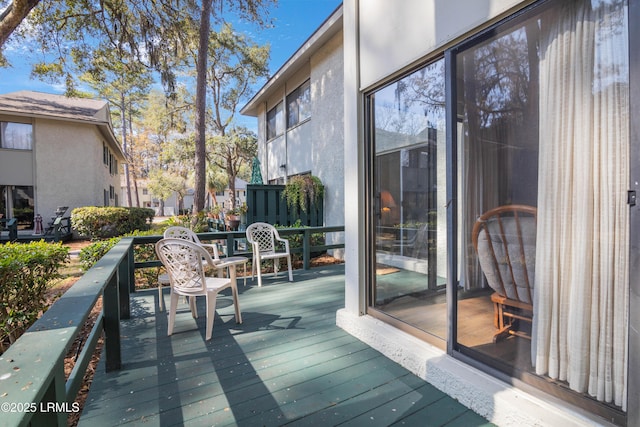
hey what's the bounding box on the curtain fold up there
[534,0,629,410]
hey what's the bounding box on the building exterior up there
[244,0,639,426]
[241,5,344,239]
[0,91,125,229]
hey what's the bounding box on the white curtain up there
[534,0,629,410]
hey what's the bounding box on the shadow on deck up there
[79,264,492,427]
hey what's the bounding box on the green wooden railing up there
[0,226,344,426]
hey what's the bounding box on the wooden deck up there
[79,265,493,426]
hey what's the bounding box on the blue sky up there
[0,0,342,95]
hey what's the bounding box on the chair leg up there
[158,284,165,312]
[190,296,198,318]
[205,293,217,341]
[256,256,263,287]
[251,256,256,281]
[230,268,242,324]
[286,255,293,282]
[168,292,180,336]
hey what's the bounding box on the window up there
[267,102,284,140]
[287,80,311,128]
[0,185,34,229]
[142,189,148,195]
[107,153,118,175]
[109,185,115,200]
[1,122,32,150]
[103,143,109,165]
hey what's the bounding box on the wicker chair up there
[155,238,242,340]
[472,205,537,342]
[245,222,293,287]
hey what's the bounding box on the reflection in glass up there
[1,122,32,150]
[370,59,447,339]
[456,0,628,411]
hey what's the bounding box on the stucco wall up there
[34,118,120,218]
[310,29,344,231]
[358,0,527,89]
[258,29,344,234]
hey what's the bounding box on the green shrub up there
[78,236,121,270]
[72,206,155,240]
[78,229,166,288]
[276,220,326,261]
[0,241,69,352]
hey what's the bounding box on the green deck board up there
[79,264,492,427]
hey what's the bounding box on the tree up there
[147,169,186,217]
[206,169,228,208]
[80,58,154,207]
[189,0,273,223]
[208,125,257,209]
[205,21,269,211]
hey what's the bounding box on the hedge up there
[72,206,155,240]
[0,241,69,353]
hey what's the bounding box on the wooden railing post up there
[303,228,311,270]
[227,234,235,256]
[28,367,67,426]
[118,252,131,320]
[103,272,121,372]
[128,243,136,293]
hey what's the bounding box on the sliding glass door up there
[368,59,447,341]
[366,0,631,421]
[454,0,629,417]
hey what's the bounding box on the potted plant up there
[208,205,222,219]
[225,203,247,229]
[282,175,324,213]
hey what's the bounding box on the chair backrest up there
[472,205,537,304]
[246,222,279,253]
[55,206,68,217]
[155,238,211,293]
[164,226,219,259]
[164,226,200,241]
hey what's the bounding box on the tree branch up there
[0,0,41,46]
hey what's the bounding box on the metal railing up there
[0,226,344,426]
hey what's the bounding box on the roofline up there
[0,105,127,162]
[240,3,343,117]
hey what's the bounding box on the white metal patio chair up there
[155,238,242,340]
[245,222,293,287]
[157,226,248,311]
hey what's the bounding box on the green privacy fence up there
[245,185,323,226]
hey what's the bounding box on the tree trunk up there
[192,0,212,224]
[129,105,140,207]
[121,92,133,207]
